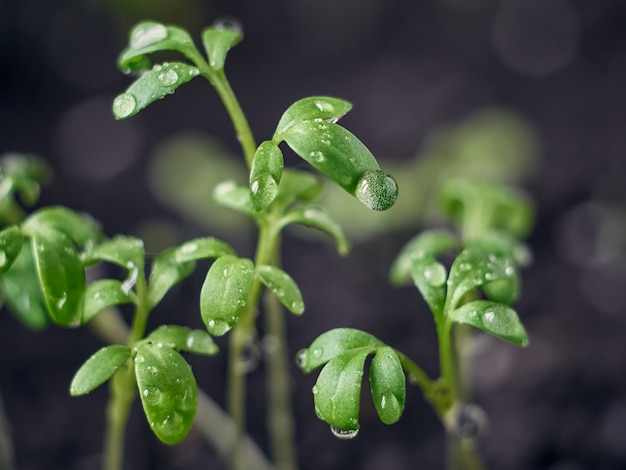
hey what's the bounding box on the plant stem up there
[446,433,485,470]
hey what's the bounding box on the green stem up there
[394,350,433,394]
[446,433,485,470]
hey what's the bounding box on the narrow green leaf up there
[0,226,24,274]
[200,255,254,336]
[70,345,131,396]
[369,346,406,425]
[134,342,198,445]
[113,62,201,119]
[0,241,49,329]
[147,249,194,309]
[174,237,235,263]
[281,120,397,210]
[201,24,243,71]
[212,180,256,218]
[410,258,448,316]
[296,328,383,373]
[30,227,85,326]
[274,96,353,139]
[22,206,101,247]
[83,279,135,324]
[279,204,350,255]
[82,235,145,269]
[448,300,529,346]
[255,264,304,314]
[147,325,219,356]
[249,141,284,211]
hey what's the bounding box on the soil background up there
[2,1,626,469]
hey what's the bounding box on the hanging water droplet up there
[113,93,137,119]
[311,384,319,395]
[206,318,231,336]
[295,349,308,368]
[330,425,359,440]
[504,265,515,276]
[308,150,325,163]
[290,299,304,314]
[355,170,398,211]
[130,22,168,49]
[158,69,179,87]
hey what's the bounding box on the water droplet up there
[113,93,137,119]
[181,242,198,254]
[147,365,158,374]
[135,355,145,363]
[312,347,323,358]
[213,18,243,35]
[295,349,307,368]
[188,67,200,76]
[0,251,7,267]
[206,318,231,336]
[130,22,168,49]
[459,262,472,272]
[315,100,334,113]
[423,263,447,286]
[355,170,398,211]
[158,69,179,87]
[56,294,67,310]
[143,389,149,397]
[250,179,259,194]
[484,272,496,281]
[330,425,359,440]
[505,266,515,276]
[290,299,304,313]
[380,395,387,409]
[320,138,331,146]
[312,384,319,395]
[308,150,325,163]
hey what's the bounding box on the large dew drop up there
[113,93,137,119]
[158,69,179,87]
[130,22,168,49]
[330,425,359,440]
[355,170,398,211]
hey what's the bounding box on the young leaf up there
[410,258,448,316]
[118,22,198,73]
[278,204,350,255]
[273,169,323,208]
[369,346,406,425]
[22,206,101,247]
[0,226,24,274]
[200,255,254,336]
[213,180,256,218]
[113,62,200,119]
[30,227,85,326]
[274,96,353,138]
[134,342,198,445]
[448,300,529,346]
[82,235,145,269]
[0,241,49,329]
[83,279,135,324]
[281,120,397,211]
[202,24,243,71]
[255,264,304,314]
[147,249,195,309]
[70,345,131,396]
[249,141,284,211]
[147,325,219,356]
[173,237,235,263]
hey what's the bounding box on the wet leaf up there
[147,325,219,356]
[70,345,131,396]
[22,206,101,247]
[273,169,323,208]
[147,249,194,309]
[255,264,304,314]
[83,279,135,323]
[369,346,406,425]
[82,235,145,269]
[134,342,198,445]
[173,237,235,263]
[249,141,283,211]
[212,181,256,218]
[274,96,353,138]
[202,24,242,71]
[0,226,24,274]
[410,258,448,316]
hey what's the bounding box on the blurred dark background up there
[2,0,626,469]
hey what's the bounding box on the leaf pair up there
[297,328,405,432]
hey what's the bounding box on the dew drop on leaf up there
[158,69,179,86]
[308,150,325,163]
[330,425,359,440]
[355,170,398,211]
[423,263,447,286]
[0,251,7,268]
[295,349,307,368]
[206,319,231,336]
[113,93,137,119]
[130,22,168,49]
[312,347,323,358]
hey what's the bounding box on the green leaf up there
[390,230,458,286]
[410,258,448,316]
[281,120,397,210]
[273,169,323,208]
[255,264,304,314]
[200,255,254,336]
[30,227,85,326]
[279,204,350,255]
[369,346,406,425]
[147,325,219,356]
[446,246,517,310]
[249,141,284,211]
[0,241,49,329]
[134,342,198,445]
[82,235,145,269]
[113,62,201,119]
[22,206,101,247]
[0,226,24,274]
[83,279,135,323]
[201,24,243,71]
[296,328,383,373]
[70,345,131,396]
[448,300,529,346]
[212,180,256,218]
[118,22,198,73]
[274,97,353,139]
[173,237,235,263]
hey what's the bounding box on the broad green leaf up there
[173,237,235,263]
[448,300,529,346]
[82,235,145,269]
[70,345,131,396]
[0,241,48,329]
[30,227,85,326]
[249,141,284,211]
[274,97,353,139]
[296,328,383,373]
[134,342,198,445]
[113,62,200,119]
[255,264,304,314]
[0,226,24,274]
[390,230,457,286]
[369,346,406,425]
[212,180,256,218]
[200,255,254,336]
[410,258,448,316]
[201,24,243,71]
[83,279,135,324]
[22,206,100,247]
[278,204,350,255]
[313,348,369,432]
[446,246,516,310]
[281,120,397,210]
[118,22,198,72]
[147,325,219,356]
[147,249,195,309]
